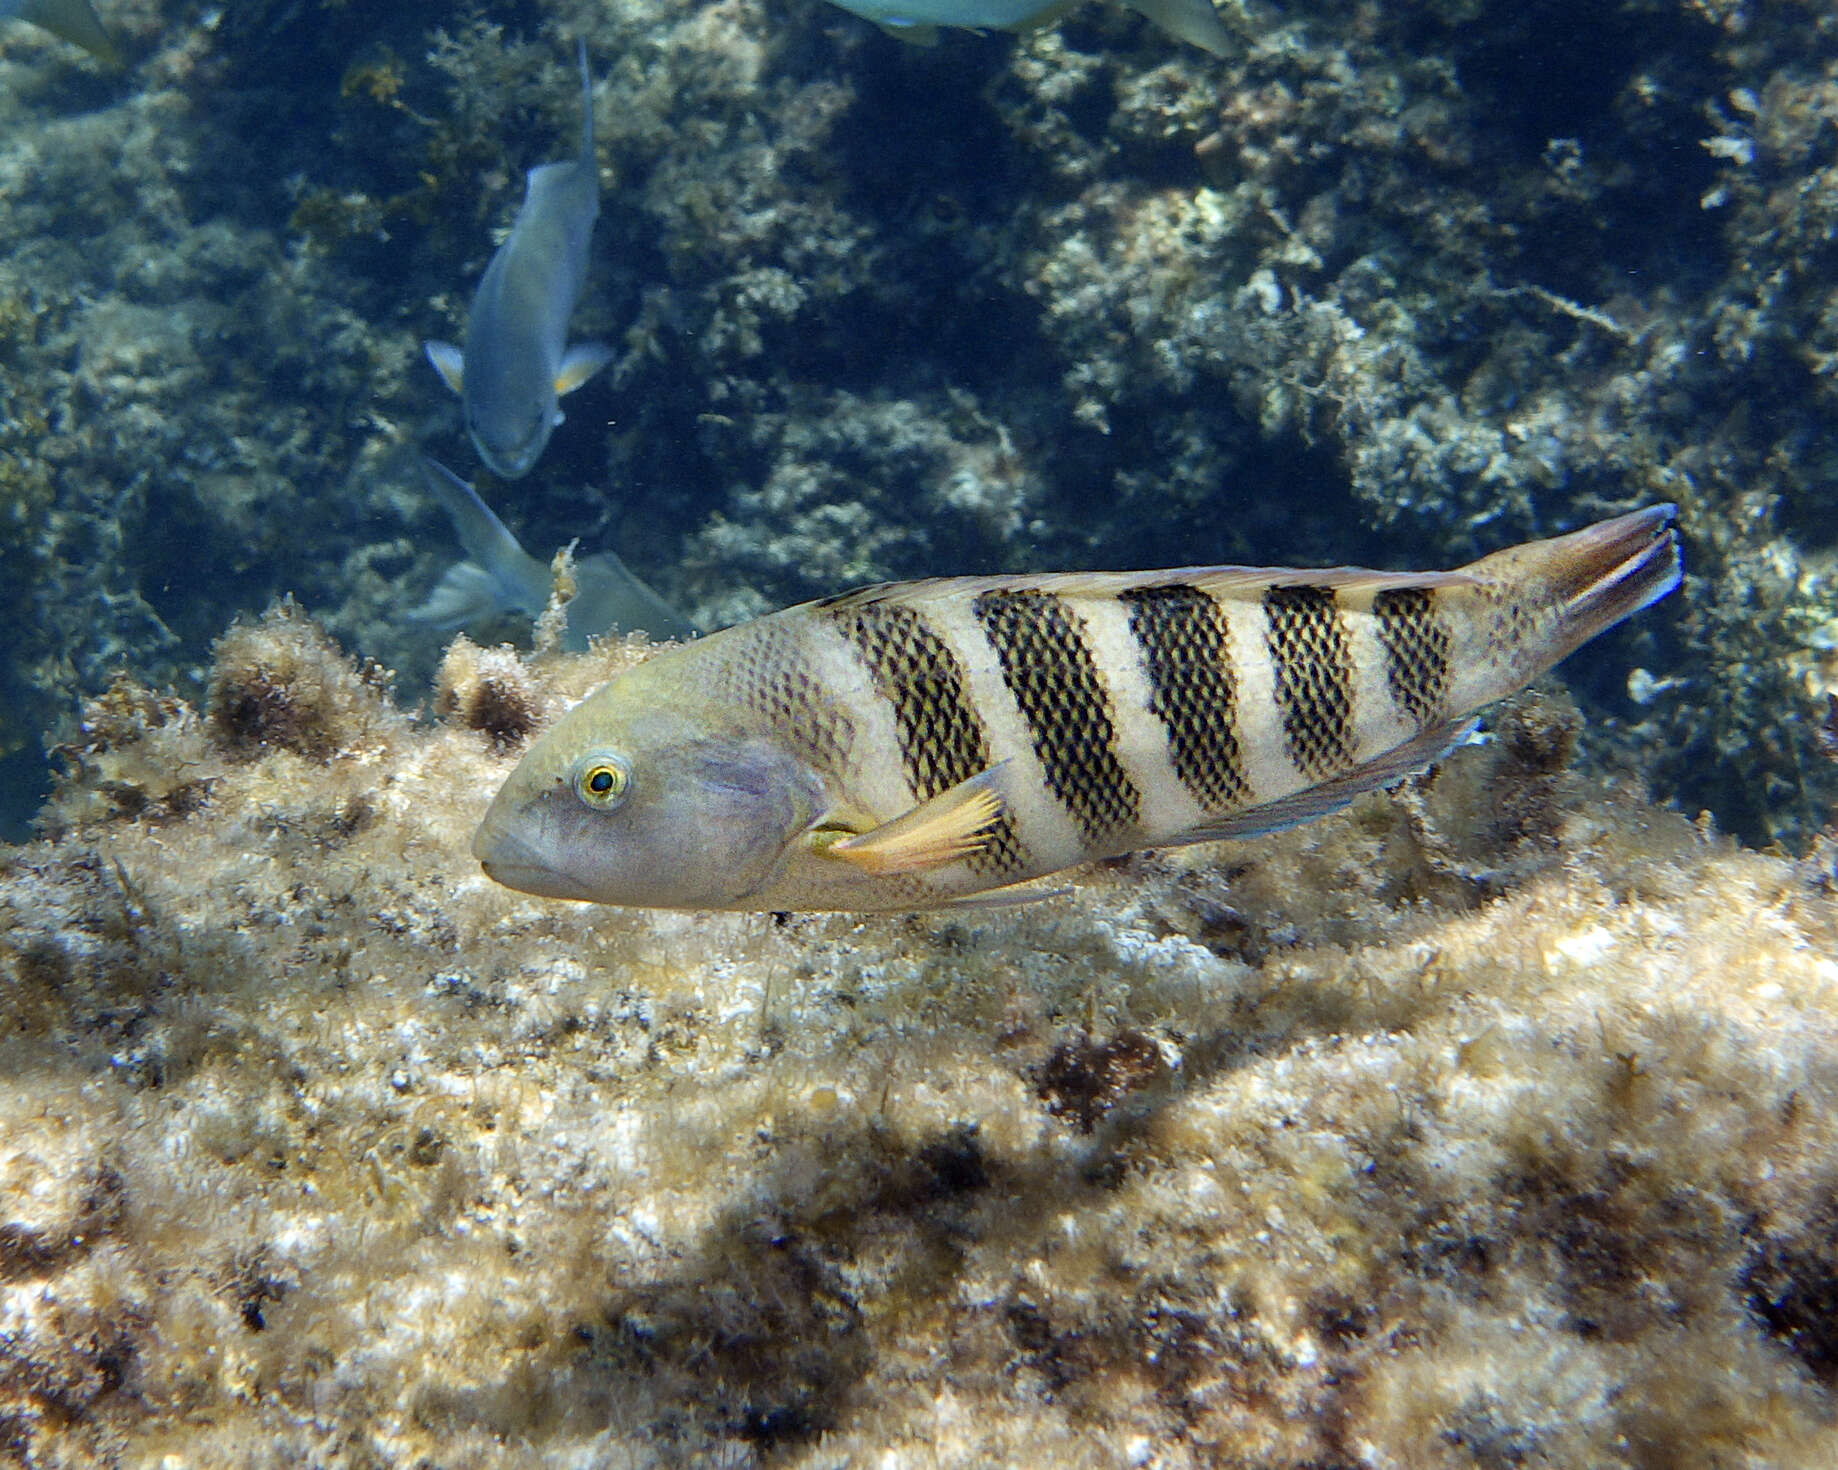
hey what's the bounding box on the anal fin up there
[944,879,1070,910]
[1170,717,1480,846]
[814,766,1008,877]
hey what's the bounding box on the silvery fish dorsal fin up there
[407,562,503,630]
[1165,717,1481,846]
[416,455,537,581]
[11,0,120,65]
[815,764,1011,877]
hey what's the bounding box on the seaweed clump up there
[433,636,544,751]
[205,601,398,761]
[46,675,216,832]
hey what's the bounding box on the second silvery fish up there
[410,456,691,649]
[426,40,612,480]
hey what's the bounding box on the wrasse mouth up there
[472,822,600,902]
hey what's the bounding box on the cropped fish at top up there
[473,506,1682,913]
[827,0,1234,56]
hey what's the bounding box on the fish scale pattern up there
[1263,584,1356,780]
[1119,583,1251,814]
[830,600,1027,875]
[971,589,1141,846]
[1372,587,1451,728]
[718,625,855,774]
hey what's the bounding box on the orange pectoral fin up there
[554,342,614,396]
[812,766,1008,878]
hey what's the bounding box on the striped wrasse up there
[472,506,1681,912]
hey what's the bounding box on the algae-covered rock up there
[4,620,1838,1466]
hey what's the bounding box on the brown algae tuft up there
[205,600,398,761]
[434,635,544,751]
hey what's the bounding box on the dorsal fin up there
[15,0,120,66]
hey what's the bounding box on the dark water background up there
[1,0,1833,846]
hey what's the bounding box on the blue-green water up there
[1,0,1833,846]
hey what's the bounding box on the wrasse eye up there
[573,755,630,809]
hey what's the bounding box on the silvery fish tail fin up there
[1124,0,1231,55]
[409,562,514,631]
[7,0,121,65]
[412,455,550,624]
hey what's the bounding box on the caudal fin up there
[1559,504,1682,638]
[1471,504,1682,670]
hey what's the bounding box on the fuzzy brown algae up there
[473,506,1680,912]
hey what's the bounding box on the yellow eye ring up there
[573,756,630,809]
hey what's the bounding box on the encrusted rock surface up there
[3,621,1835,1466]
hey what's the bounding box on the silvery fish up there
[473,507,1681,913]
[832,0,1232,56]
[409,456,692,650]
[426,39,610,480]
[2,0,118,64]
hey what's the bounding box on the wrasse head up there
[472,663,822,909]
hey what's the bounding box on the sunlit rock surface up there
[3,616,1836,1466]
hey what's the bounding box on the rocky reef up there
[2,0,1836,1463]
[0,0,1833,850]
[1,612,1836,1465]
